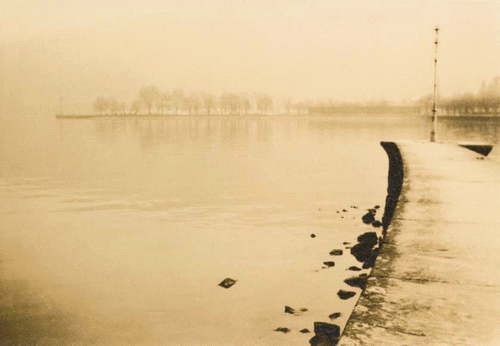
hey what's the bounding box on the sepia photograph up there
[0,1,499,345]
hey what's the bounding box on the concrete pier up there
[339,141,500,346]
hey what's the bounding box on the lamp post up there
[430,26,439,142]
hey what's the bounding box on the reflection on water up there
[440,116,500,156]
[77,115,500,162]
[90,117,276,151]
[0,276,78,345]
[0,114,499,345]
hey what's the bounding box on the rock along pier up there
[339,141,500,346]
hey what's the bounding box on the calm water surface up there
[0,115,498,345]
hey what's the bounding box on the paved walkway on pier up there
[339,142,500,346]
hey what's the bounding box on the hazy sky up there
[1,0,500,109]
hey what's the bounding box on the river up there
[0,114,499,345]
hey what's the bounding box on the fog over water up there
[1,1,500,345]
[1,1,500,115]
[1,115,394,345]
[0,114,499,345]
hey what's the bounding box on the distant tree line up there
[93,96,127,115]
[311,77,500,116]
[93,86,275,116]
[416,76,500,116]
[93,76,500,117]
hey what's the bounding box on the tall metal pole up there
[430,26,439,142]
[0,42,4,116]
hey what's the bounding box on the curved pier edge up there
[379,141,404,236]
[337,141,500,346]
[330,141,406,346]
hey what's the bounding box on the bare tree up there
[478,77,500,114]
[241,95,251,115]
[187,92,201,115]
[156,92,171,115]
[172,89,185,115]
[256,94,273,114]
[294,99,313,115]
[228,94,241,115]
[138,85,160,115]
[108,97,119,115]
[93,96,109,115]
[219,93,230,114]
[218,93,243,115]
[417,94,433,115]
[130,99,141,115]
[203,93,216,115]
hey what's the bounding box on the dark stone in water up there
[374,205,380,209]
[344,276,368,290]
[372,220,383,228]
[311,234,316,238]
[362,258,375,269]
[337,290,356,300]
[300,329,311,333]
[314,322,340,337]
[351,231,379,262]
[329,249,343,256]
[350,245,368,262]
[323,261,335,267]
[363,258,375,269]
[218,278,237,289]
[329,312,341,320]
[361,212,375,224]
[343,242,350,245]
[348,266,362,271]
[309,322,341,346]
[275,327,291,333]
[285,306,308,316]
[362,248,380,269]
[342,209,347,212]
[357,232,378,246]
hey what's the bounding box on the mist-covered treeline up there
[93,77,500,117]
[312,76,500,116]
[417,76,500,116]
[93,86,275,116]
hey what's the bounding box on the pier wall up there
[338,141,500,346]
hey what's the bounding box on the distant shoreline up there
[55,113,500,119]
